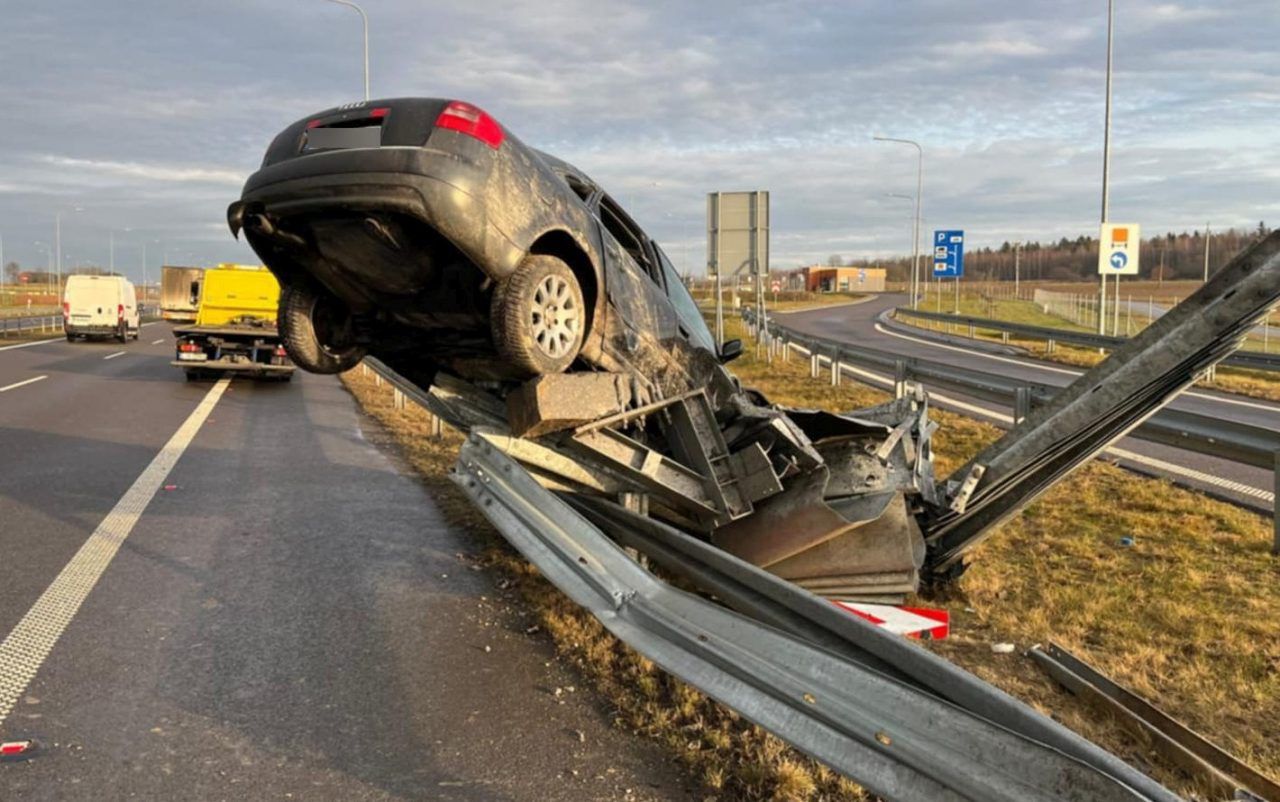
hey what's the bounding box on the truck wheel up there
[278,280,366,375]
[185,369,200,382]
[492,255,584,376]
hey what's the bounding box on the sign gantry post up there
[932,230,965,314]
[707,191,770,347]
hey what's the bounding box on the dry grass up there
[342,320,1279,800]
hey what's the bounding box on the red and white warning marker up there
[833,601,950,640]
[0,739,35,761]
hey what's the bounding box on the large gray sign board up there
[707,191,769,278]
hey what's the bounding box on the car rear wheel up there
[278,279,367,375]
[116,323,128,343]
[492,255,585,376]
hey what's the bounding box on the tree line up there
[824,222,1271,283]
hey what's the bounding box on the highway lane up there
[0,335,697,801]
[776,294,1278,509]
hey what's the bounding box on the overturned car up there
[230,98,1280,601]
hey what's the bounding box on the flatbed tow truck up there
[171,263,294,381]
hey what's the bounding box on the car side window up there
[655,246,716,352]
[598,196,661,285]
[562,173,595,203]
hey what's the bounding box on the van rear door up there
[66,277,122,327]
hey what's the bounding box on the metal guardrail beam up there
[894,306,1280,373]
[453,435,1179,802]
[0,314,61,337]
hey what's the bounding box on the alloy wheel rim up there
[529,274,580,359]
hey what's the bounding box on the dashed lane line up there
[150,339,165,345]
[0,338,62,353]
[0,376,48,393]
[102,351,127,360]
[0,377,230,727]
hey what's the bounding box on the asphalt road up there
[775,294,1279,511]
[0,329,697,801]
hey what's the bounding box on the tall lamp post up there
[1099,0,1115,337]
[323,0,370,101]
[54,206,84,299]
[884,193,916,297]
[874,136,923,308]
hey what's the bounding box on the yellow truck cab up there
[172,264,294,381]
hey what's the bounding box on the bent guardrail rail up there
[453,433,1181,802]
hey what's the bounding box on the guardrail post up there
[361,363,369,378]
[830,349,840,386]
[1001,331,1010,344]
[781,336,789,362]
[1046,338,1056,355]
[1273,450,1279,557]
[968,323,975,338]
[430,413,443,439]
[810,353,819,379]
[894,360,907,399]
[393,388,405,410]
[1014,387,1031,425]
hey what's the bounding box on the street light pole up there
[324,0,370,101]
[874,136,924,308]
[1202,222,1211,281]
[1099,0,1114,337]
[1014,241,1022,298]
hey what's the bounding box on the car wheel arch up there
[526,228,600,343]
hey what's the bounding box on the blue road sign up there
[933,230,965,278]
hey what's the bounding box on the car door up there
[593,194,679,359]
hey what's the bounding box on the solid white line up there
[102,351,126,360]
[150,339,165,345]
[0,375,48,393]
[789,342,1273,503]
[872,322,1280,415]
[0,377,230,726]
[0,337,62,353]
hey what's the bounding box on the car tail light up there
[434,101,504,149]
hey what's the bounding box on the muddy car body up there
[229,97,719,404]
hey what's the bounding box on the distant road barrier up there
[892,306,1280,373]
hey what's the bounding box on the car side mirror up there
[719,338,743,364]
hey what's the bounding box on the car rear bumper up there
[65,323,119,335]
[232,147,524,281]
[171,359,294,374]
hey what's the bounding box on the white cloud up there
[37,156,245,186]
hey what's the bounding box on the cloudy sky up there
[1,0,1277,281]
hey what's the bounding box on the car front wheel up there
[278,279,367,374]
[492,255,585,376]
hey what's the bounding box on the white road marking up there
[0,377,230,727]
[102,351,126,360]
[150,339,165,345]
[788,343,1274,504]
[0,375,47,393]
[0,338,62,353]
[872,322,1280,415]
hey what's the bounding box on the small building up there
[804,266,886,293]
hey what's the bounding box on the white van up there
[63,275,140,342]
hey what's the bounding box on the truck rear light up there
[274,345,287,357]
[179,342,201,353]
[117,303,124,319]
[62,301,69,317]
[434,101,504,150]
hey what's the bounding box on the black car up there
[228,97,728,404]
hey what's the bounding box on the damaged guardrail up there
[453,433,1182,802]
[361,356,1186,801]
[891,307,1280,373]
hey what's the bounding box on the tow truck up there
[171,263,294,382]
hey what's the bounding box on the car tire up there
[185,369,200,382]
[65,333,74,342]
[492,255,585,376]
[116,323,128,343]
[278,279,366,375]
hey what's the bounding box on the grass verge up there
[342,322,1279,799]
